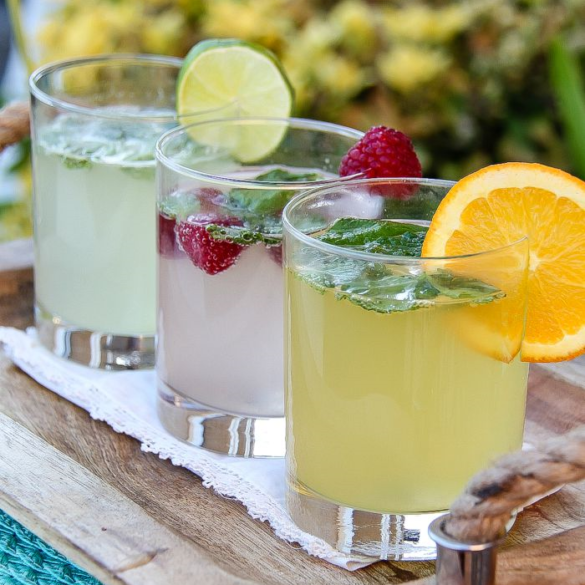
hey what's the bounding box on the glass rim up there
[29,53,194,122]
[282,177,529,263]
[155,116,365,190]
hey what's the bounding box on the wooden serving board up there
[1,258,584,585]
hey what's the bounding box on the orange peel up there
[422,162,585,363]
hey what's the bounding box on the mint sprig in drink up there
[155,118,363,457]
[30,55,183,369]
[283,179,530,559]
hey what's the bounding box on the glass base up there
[287,478,447,561]
[157,380,285,458]
[35,304,155,370]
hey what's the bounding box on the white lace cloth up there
[0,326,373,570]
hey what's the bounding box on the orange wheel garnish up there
[422,162,585,363]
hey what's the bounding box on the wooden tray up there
[1,262,584,585]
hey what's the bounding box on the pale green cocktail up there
[34,113,163,336]
[30,55,181,368]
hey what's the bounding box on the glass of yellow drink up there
[282,178,530,560]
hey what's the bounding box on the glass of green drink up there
[30,55,188,369]
[283,178,530,559]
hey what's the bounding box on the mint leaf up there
[254,168,323,183]
[294,218,505,314]
[317,218,427,257]
[40,113,173,168]
[295,251,439,314]
[198,168,325,245]
[208,213,330,246]
[428,270,504,303]
[336,272,438,313]
[159,191,200,220]
[227,168,322,216]
[206,224,281,246]
[207,211,284,245]
[61,156,92,170]
[294,247,371,292]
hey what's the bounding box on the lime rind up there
[177,39,294,162]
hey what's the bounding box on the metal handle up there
[429,515,502,585]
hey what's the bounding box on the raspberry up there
[267,244,283,266]
[339,126,422,197]
[197,188,226,214]
[177,214,245,275]
[158,213,177,256]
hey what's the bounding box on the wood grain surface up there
[0,261,584,584]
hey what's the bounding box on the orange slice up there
[422,162,585,363]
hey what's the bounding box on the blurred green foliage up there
[549,36,585,178]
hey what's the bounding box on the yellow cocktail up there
[283,178,530,559]
[286,273,528,513]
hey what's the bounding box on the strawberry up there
[177,214,245,275]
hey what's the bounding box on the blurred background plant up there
[2,0,585,240]
[549,34,585,179]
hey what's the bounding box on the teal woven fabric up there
[0,509,101,585]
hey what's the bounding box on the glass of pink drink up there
[155,117,362,457]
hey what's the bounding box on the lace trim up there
[0,326,370,569]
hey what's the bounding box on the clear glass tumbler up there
[30,55,186,369]
[283,178,530,559]
[155,117,363,457]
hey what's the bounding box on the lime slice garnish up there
[177,39,294,162]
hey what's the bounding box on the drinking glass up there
[155,117,363,457]
[283,178,530,559]
[30,55,187,369]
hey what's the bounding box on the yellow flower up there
[37,1,191,62]
[38,5,136,62]
[382,4,473,44]
[281,18,341,108]
[330,0,377,58]
[141,11,186,55]
[281,18,340,78]
[377,45,450,93]
[314,53,368,99]
[57,11,114,56]
[202,0,291,51]
[297,18,340,56]
[36,20,60,52]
